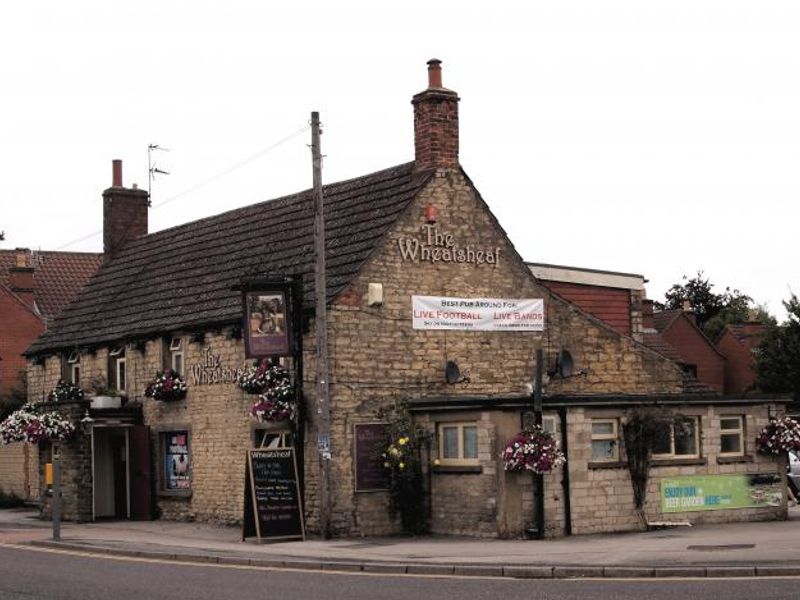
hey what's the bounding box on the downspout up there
[558,406,572,536]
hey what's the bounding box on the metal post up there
[52,450,61,541]
[311,111,332,538]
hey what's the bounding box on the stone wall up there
[0,444,37,500]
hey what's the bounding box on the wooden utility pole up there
[311,111,332,538]
[533,348,545,539]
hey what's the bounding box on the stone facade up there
[25,167,787,536]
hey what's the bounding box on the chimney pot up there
[427,58,442,88]
[112,159,123,187]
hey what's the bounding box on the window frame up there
[590,418,620,462]
[168,337,184,376]
[107,346,127,394]
[719,415,745,457]
[70,363,81,386]
[652,416,701,460]
[437,422,479,466]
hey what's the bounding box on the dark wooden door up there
[129,425,152,521]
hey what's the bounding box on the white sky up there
[1,2,798,320]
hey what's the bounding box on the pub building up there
[25,60,790,538]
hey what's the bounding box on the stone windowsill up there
[158,489,192,500]
[432,464,483,475]
[651,457,707,467]
[588,460,627,470]
[717,454,754,464]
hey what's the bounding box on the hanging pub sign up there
[242,285,293,358]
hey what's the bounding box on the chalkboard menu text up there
[243,448,305,542]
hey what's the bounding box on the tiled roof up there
[0,250,101,322]
[28,162,432,354]
[642,332,683,363]
[652,309,682,333]
[725,323,768,346]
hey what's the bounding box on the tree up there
[662,271,774,340]
[756,294,800,400]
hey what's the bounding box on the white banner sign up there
[412,296,545,331]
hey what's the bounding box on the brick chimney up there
[103,159,149,259]
[8,248,35,309]
[412,59,460,172]
[642,299,655,331]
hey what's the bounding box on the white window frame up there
[542,415,558,434]
[437,422,479,466]
[652,417,700,459]
[719,415,745,457]
[169,337,184,375]
[590,418,619,462]
[70,363,81,386]
[116,357,127,393]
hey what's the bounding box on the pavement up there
[2,506,800,579]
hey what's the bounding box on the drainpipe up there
[558,406,572,536]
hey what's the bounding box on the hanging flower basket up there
[756,416,800,455]
[235,359,271,394]
[249,364,295,422]
[47,380,85,403]
[145,369,188,402]
[502,426,566,474]
[0,404,75,445]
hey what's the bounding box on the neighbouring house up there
[716,323,768,395]
[23,60,789,537]
[0,247,101,500]
[647,306,726,393]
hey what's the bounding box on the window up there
[108,346,126,393]
[542,415,558,435]
[720,416,744,456]
[167,337,184,376]
[67,352,80,385]
[591,419,619,461]
[438,422,479,465]
[254,429,293,449]
[653,417,700,459]
[162,430,190,491]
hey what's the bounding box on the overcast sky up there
[1,2,798,320]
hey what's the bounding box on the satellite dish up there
[446,360,469,384]
[557,350,574,378]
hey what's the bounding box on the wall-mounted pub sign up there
[242,285,294,358]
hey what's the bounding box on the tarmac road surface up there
[0,545,798,600]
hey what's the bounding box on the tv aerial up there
[148,143,171,203]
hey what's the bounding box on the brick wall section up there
[661,314,725,392]
[716,330,757,395]
[0,288,43,396]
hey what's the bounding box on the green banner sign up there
[660,473,783,513]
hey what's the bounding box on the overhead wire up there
[53,124,311,250]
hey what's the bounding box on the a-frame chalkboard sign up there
[242,448,305,542]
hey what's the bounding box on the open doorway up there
[92,427,129,519]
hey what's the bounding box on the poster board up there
[353,423,390,492]
[243,448,305,542]
[660,473,783,513]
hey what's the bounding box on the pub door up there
[129,425,153,520]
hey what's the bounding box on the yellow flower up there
[398,462,405,469]
[433,458,440,466]
[383,462,390,468]
[398,437,408,446]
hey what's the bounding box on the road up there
[0,545,797,600]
